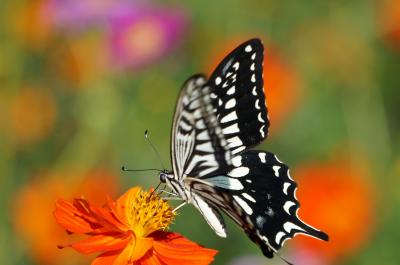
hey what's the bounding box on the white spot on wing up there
[195,141,213,152]
[225,98,236,109]
[233,62,239,70]
[222,123,240,134]
[233,195,253,215]
[258,112,264,123]
[273,165,281,177]
[196,130,209,141]
[232,156,242,167]
[227,136,243,148]
[251,74,256,83]
[195,119,206,129]
[260,125,265,138]
[227,86,236,95]
[228,167,249,178]
[275,231,286,245]
[245,45,252,52]
[232,146,246,154]
[242,192,256,202]
[220,111,238,123]
[251,52,256,60]
[258,152,266,163]
[283,222,305,233]
[283,182,291,195]
[250,63,255,71]
[283,201,296,214]
[215,77,222,85]
[252,86,257,96]
[255,99,260,109]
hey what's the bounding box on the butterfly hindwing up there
[188,150,328,256]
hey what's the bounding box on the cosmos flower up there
[108,6,188,69]
[13,170,119,265]
[54,187,217,265]
[49,1,188,70]
[292,156,375,262]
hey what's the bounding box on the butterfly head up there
[159,170,174,183]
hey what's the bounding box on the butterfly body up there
[160,39,328,258]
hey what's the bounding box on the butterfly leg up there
[172,202,187,213]
[159,189,179,197]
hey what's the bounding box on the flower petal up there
[103,234,154,265]
[152,232,217,265]
[140,251,164,265]
[54,199,98,234]
[92,250,121,265]
[113,187,140,225]
[70,234,130,254]
[131,236,154,262]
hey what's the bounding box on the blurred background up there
[1,0,399,264]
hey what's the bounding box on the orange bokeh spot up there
[49,35,108,88]
[263,48,300,132]
[206,38,301,133]
[293,158,375,261]
[379,0,400,50]
[11,0,53,49]
[13,170,119,265]
[9,87,56,145]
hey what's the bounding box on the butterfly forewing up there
[207,39,269,155]
[171,75,231,179]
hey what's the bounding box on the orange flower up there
[55,187,217,265]
[13,170,119,265]
[292,157,375,261]
[207,39,301,133]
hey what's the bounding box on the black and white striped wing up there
[207,38,269,155]
[187,151,329,257]
[171,39,269,180]
[171,75,231,179]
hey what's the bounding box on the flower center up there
[129,189,175,237]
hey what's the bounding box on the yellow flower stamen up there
[129,189,175,237]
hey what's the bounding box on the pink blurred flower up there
[108,6,188,69]
[49,0,139,31]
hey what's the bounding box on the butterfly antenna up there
[144,130,166,170]
[121,166,162,172]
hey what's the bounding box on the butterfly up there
[158,39,328,258]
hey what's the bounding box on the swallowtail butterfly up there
[158,39,328,258]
